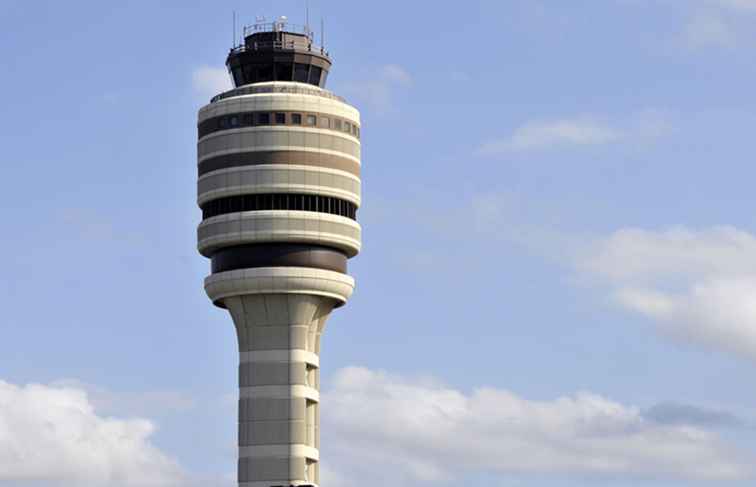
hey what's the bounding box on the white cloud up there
[678,1,756,49]
[52,379,196,418]
[192,66,232,100]
[323,367,753,483]
[577,226,756,361]
[342,64,412,114]
[712,0,756,12]
[683,11,736,48]
[0,380,186,487]
[479,110,670,154]
[481,117,620,153]
[380,64,413,87]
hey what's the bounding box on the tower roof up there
[226,19,332,88]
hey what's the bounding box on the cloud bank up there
[577,226,756,361]
[192,66,232,101]
[0,380,185,487]
[479,110,671,154]
[322,367,753,483]
[342,64,413,114]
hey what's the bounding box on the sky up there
[2,0,756,486]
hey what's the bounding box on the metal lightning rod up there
[306,0,311,39]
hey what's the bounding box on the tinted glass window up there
[242,65,256,84]
[308,66,322,86]
[232,67,243,87]
[200,112,363,139]
[258,65,273,82]
[294,63,310,83]
[275,62,293,81]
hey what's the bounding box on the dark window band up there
[198,110,360,140]
[210,243,347,274]
[198,151,360,178]
[210,83,344,104]
[201,193,357,220]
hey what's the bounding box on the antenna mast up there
[233,11,236,46]
[306,0,311,40]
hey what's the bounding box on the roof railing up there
[244,20,312,38]
[229,19,329,57]
[229,40,328,56]
[210,83,345,104]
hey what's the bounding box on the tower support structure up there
[197,19,362,486]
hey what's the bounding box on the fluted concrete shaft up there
[228,293,330,485]
[205,268,354,486]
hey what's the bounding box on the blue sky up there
[2,0,756,486]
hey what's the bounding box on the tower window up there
[257,65,273,82]
[199,112,363,141]
[232,67,243,86]
[294,63,310,83]
[308,66,322,86]
[275,62,293,81]
[242,64,257,84]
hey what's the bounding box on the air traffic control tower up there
[196,19,361,486]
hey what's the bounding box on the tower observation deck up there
[196,18,361,487]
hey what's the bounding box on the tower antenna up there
[306,0,311,40]
[233,10,236,47]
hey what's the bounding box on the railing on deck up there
[210,83,345,104]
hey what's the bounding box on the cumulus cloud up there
[192,66,232,100]
[644,402,747,429]
[52,379,196,418]
[677,0,756,49]
[0,380,186,487]
[322,367,753,483]
[682,11,737,48]
[342,64,412,114]
[479,110,671,154]
[380,64,413,87]
[711,0,756,12]
[577,226,756,361]
[479,117,620,153]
